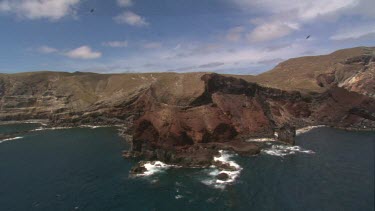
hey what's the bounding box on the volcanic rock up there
[217,173,230,181]
[130,165,147,175]
[276,124,296,145]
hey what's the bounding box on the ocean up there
[0,124,374,211]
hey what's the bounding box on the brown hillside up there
[241,46,375,94]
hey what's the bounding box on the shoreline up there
[0,119,49,126]
[1,120,374,185]
[0,119,125,129]
[295,125,375,134]
[1,120,374,143]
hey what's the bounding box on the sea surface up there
[0,124,374,211]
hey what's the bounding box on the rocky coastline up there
[1,47,374,175]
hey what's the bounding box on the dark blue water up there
[0,124,374,211]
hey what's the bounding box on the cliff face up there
[0,72,206,124]
[129,73,374,156]
[0,47,374,166]
[317,54,375,98]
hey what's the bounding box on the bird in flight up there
[90,9,95,13]
[306,35,311,39]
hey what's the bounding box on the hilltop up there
[240,46,375,96]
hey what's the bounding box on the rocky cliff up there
[0,47,374,168]
[125,73,374,165]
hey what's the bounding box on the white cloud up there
[143,42,162,49]
[102,41,128,48]
[74,40,322,74]
[330,23,375,40]
[233,0,360,20]
[247,21,299,42]
[117,0,132,7]
[38,46,58,54]
[65,46,102,59]
[114,11,148,26]
[231,0,371,42]
[0,0,79,21]
[36,45,102,59]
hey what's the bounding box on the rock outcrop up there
[276,124,296,145]
[217,173,230,181]
[125,73,374,165]
[316,54,375,98]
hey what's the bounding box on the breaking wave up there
[296,125,326,135]
[247,137,275,142]
[80,125,113,129]
[32,125,113,132]
[201,150,242,189]
[32,127,73,131]
[136,161,176,177]
[0,136,23,144]
[262,145,315,157]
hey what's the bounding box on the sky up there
[0,0,374,74]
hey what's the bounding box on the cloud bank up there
[0,0,79,20]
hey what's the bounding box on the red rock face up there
[131,74,277,152]
[211,93,271,134]
[135,104,238,146]
[311,87,375,127]
[130,73,375,157]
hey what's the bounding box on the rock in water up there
[276,124,296,145]
[216,173,230,181]
[130,165,147,175]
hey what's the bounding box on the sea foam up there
[136,161,175,176]
[296,125,325,135]
[202,150,242,189]
[0,136,23,144]
[247,137,275,142]
[32,126,73,131]
[262,145,315,157]
[80,125,113,129]
[32,125,114,132]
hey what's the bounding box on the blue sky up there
[0,0,374,74]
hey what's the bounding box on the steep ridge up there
[0,72,206,123]
[241,46,375,96]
